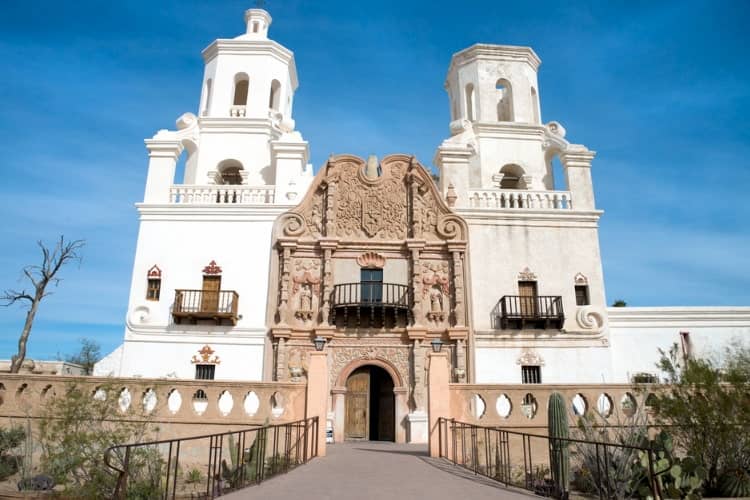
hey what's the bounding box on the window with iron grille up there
[195,364,216,380]
[522,365,541,384]
[147,278,161,301]
[575,285,590,306]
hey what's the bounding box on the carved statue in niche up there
[422,261,450,325]
[292,260,321,323]
[428,287,445,322]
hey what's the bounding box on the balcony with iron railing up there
[330,283,411,328]
[172,289,240,326]
[493,295,564,329]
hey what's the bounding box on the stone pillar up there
[407,240,425,326]
[560,146,596,211]
[435,143,473,208]
[143,134,182,204]
[394,387,409,444]
[271,139,309,204]
[306,350,328,457]
[277,241,295,325]
[319,239,338,326]
[448,244,466,327]
[428,351,450,458]
[331,387,346,444]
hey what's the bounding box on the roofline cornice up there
[447,43,541,80]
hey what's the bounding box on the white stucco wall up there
[608,307,750,382]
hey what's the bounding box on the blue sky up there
[1,0,749,360]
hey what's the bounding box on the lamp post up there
[430,338,443,353]
[313,336,326,351]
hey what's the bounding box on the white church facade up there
[95,8,750,442]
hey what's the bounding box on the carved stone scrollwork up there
[436,214,464,240]
[280,213,306,237]
[574,272,588,284]
[576,305,605,332]
[330,347,410,388]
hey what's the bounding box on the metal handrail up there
[173,289,239,315]
[104,416,318,499]
[331,282,410,308]
[437,417,662,500]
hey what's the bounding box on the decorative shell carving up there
[202,260,222,275]
[574,272,588,284]
[147,265,162,278]
[518,267,537,281]
[516,349,545,366]
[356,252,385,268]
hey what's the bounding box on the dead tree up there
[2,236,85,373]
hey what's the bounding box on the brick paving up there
[224,441,536,499]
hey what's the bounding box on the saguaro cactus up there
[548,392,570,499]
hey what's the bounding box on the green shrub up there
[0,426,25,480]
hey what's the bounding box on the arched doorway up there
[344,365,395,441]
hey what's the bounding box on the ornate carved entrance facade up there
[267,154,471,443]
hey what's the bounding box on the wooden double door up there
[344,366,395,441]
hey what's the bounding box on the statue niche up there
[422,261,450,325]
[292,260,321,323]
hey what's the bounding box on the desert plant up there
[571,402,650,498]
[36,382,158,497]
[221,426,267,489]
[628,431,706,500]
[649,341,750,495]
[548,392,570,499]
[718,468,750,498]
[185,467,203,484]
[0,425,25,480]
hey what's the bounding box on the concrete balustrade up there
[169,185,275,204]
[0,375,306,439]
[449,383,649,430]
[467,189,572,210]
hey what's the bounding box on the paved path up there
[224,442,535,499]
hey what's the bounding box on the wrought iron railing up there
[172,289,239,324]
[331,283,410,309]
[437,418,662,500]
[104,417,318,499]
[494,295,564,329]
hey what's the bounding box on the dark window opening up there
[522,365,541,384]
[575,285,590,306]
[147,278,161,301]
[360,268,383,303]
[195,364,216,380]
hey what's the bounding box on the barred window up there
[522,365,541,384]
[195,364,216,380]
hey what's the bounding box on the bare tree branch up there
[2,236,85,373]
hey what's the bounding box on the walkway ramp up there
[224,442,535,500]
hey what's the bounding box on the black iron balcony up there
[331,283,410,328]
[494,295,564,329]
[172,289,239,326]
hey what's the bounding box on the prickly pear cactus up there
[548,392,570,498]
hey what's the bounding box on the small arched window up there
[269,80,281,111]
[496,79,513,121]
[465,83,475,121]
[530,87,539,124]
[233,74,249,106]
[499,164,525,189]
